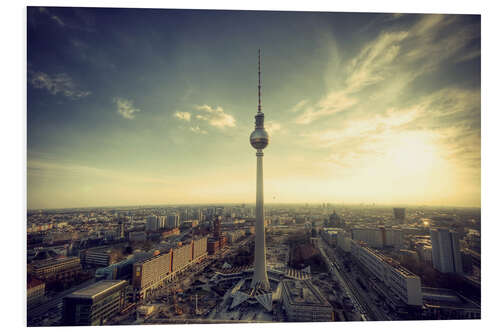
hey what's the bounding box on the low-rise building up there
[421,287,480,319]
[62,280,128,325]
[281,279,333,321]
[83,247,113,267]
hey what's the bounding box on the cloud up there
[266,122,281,135]
[295,91,357,124]
[302,86,479,176]
[38,7,65,26]
[114,98,141,119]
[294,14,479,126]
[28,70,91,99]
[290,99,308,113]
[50,15,65,26]
[346,31,408,93]
[194,104,236,128]
[174,111,191,121]
[189,125,208,134]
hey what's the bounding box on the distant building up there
[327,211,343,228]
[352,228,384,248]
[83,247,114,267]
[62,280,128,325]
[226,230,246,243]
[157,216,166,229]
[146,216,158,232]
[129,231,147,242]
[118,221,125,239]
[207,239,218,255]
[281,279,333,321]
[430,228,463,275]
[167,214,180,229]
[161,228,180,239]
[393,208,406,224]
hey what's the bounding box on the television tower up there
[250,49,270,290]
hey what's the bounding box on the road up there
[317,241,369,319]
[318,238,390,321]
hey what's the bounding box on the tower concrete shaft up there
[251,148,270,289]
[250,49,270,290]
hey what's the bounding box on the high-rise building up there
[249,49,270,290]
[118,220,125,239]
[157,216,166,229]
[393,208,406,224]
[431,228,463,274]
[213,216,221,239]
[146,215,158,232]
[167,214,180,229]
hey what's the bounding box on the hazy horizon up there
[28,8,481,210]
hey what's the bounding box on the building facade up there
[62,280,128,325]
[431,228,463,274]
[351,240,423,306]
[27,277,45,307]
[31,256,81,281]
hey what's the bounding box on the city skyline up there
[28,8,481,210]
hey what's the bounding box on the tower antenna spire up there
[258,49,262,114]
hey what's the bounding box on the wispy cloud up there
[115,98,141,119]
[28,70,91,99]
[174,111,191,121]
[290,99,309,113]
[194,104,236,128]
[38,7,65,26]
[266,121,281,135]
[294,14,480,126]
[303,86,479,174]
[189,125,207,134]
[295,91,357,124]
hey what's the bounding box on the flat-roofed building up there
[352,228,384,248]
[62,280,128,325]
[431,228,463,275]
[31,256,81,281]
[192,236,208,261]
[132,250,172,300]
[421,287,480,319]
[281,279,333,322]
[351,241,423,306]
[84,247,113,267]
[172,242,192,272]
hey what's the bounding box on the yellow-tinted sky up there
[27,9,480,209]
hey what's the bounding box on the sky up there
[27,7,481,209]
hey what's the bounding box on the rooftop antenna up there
[258,48,262,114]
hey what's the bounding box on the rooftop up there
[66,280,127,299]
[282,279,331,308]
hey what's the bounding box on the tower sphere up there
[250,128,269,149]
